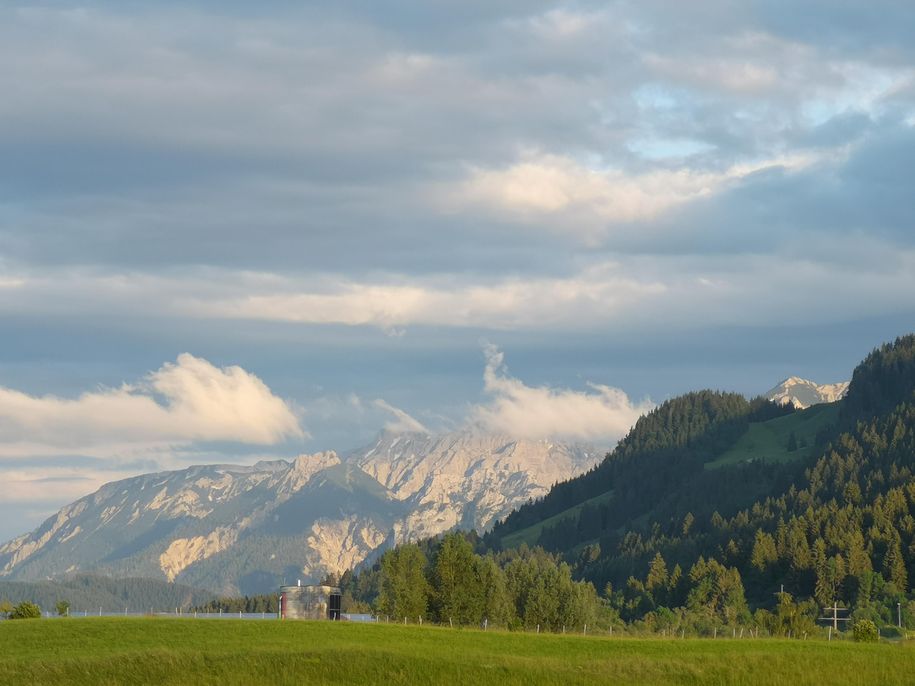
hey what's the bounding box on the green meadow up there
[1,618,912,685]
[705,402,840,469]
[499,491,615,549]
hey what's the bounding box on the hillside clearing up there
[705,402,840,470]
[498,490,614,549]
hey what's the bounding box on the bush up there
[9,601,42,620]
[56,600,71,617]
[852,619,879,642]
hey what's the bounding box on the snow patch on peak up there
[765,377,849,409]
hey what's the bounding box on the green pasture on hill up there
[499,490,614,549]
[1,617,913,685]
[705,402,840,470]
[497,403,842,553]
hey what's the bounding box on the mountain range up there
[0,431,598,595]
[0,373,852,598]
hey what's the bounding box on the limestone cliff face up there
[0,431,599,595]
[352,431,597,540]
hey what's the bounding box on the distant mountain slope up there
[0,574,213,613]
[487,391,798,555]
[0,431,598,596]
[765,376,849,409]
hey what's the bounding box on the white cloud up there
[454,151,816,240]
[183,269,666,331]
[0,466,135,504]
[0,353,304,456]
[373,399,428,434]
[470,344,653,442]
[5,236,915,335]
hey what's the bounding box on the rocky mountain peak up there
[765,376,850,409]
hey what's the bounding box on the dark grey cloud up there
[751,0,915,62]
[4,0,908,275]
[629,120,915,260]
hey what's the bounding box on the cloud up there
[6,229,915,335]
[0,465,134,504]
[455,151,817,240]
[184,269,665,331]
[373,399,428,434]
[0,354,304,456]
[470,344,653,442]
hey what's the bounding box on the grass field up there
[705,402,840,470]
[1,617,913,685]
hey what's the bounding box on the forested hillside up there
[343,335,915,634]
[0,575,213,615]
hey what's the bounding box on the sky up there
[1,1,914,541]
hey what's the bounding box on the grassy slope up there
[705,402,840,470]
[499,491,614,549]
[1,618,913,685]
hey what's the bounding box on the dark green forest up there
[0,575,213,615]
[192,594,279,614]
[341,334,915,635]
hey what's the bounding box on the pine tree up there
[884,537,908,592]
[645,552,669,592]
[751,530,778,572]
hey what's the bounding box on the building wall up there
[280,585,342,620]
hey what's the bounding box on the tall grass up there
[1,617,912,685]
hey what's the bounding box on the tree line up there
[337,533,601,631]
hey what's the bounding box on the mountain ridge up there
[0,429,599,595]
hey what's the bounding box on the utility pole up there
[818,601,849,633]
[898,602,902,629]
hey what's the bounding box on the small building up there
[280,583,342,620]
